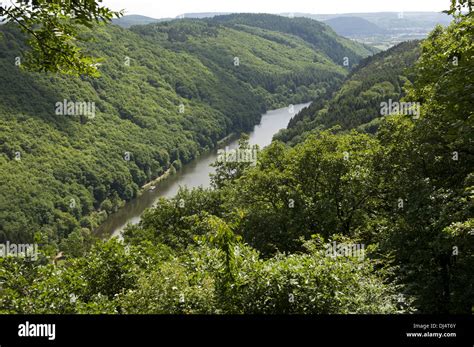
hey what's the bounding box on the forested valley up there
[0,14,374,244]
[0,5,472,315]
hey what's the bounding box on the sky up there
[102,0,448,19]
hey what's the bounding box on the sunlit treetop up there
[0,0,123,76]
[444,0,473,16]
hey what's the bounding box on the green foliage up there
[209,14,378,64]
[0,5,471,316]
[444,0,473,16]
[220,131,385,255]
[373,12,473,313]
[229,237,404,314]
[117,10,474,314]
[276,41,421,144]
[0,13,375,244]
[132,16,358,108]
[59,227,94,258]
[124,187,226,250]
[0,229,404,314]
[118,255,217,314]
[0,238,175,314]
[210,134,258,189]
[0,0,122,75]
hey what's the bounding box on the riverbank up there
[217,132,238,147]
[140,132,239,194]
[96,103,311,239]
[93,131,238,237]
[140,168,173,194]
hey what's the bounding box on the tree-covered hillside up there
[114,10,471,313]
[0,2,471,316]
[209,14,378,64]
[275,40,421,144]
[0,14,373,244]
[324,17,387,37]
[310,12,452,32]
[112,15,166,28]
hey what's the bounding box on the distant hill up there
[275,40,421,144]
[112,15,168,28]
[114,12,451,32]
[208,14,378,63]
[181,12,231,19]
[307,12,451,31]
[294,12,451,50]
[0,13,375,242]
[324,16,387,37]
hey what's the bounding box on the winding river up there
[97,102,310,238]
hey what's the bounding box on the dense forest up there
[0,4,472,315]
[0,14,374,244]
[275,40,421,144]
[323,16,388,37]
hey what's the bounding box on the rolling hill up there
[112,14,167,28]
[0,14,375,243]
[275,40,421,144]
[324,16,387,37]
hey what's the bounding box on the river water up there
[97,103,310,238]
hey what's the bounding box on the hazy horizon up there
[102,0,448,19]
[118,10,449,20]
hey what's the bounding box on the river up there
[97,102,310,238]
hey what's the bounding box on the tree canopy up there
[0,3,471,314]
[0,0,122,75]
